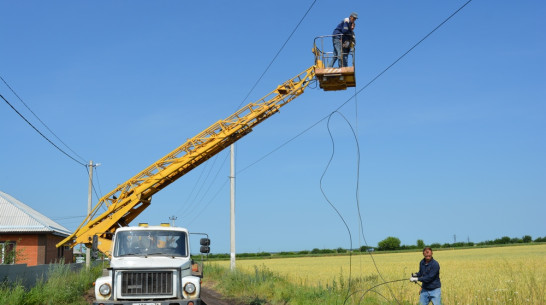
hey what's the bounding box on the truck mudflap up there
[93,298,201,305]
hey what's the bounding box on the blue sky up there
[1,0,544,254]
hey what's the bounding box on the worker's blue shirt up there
[332,18,354,42]
[416,257,441,290]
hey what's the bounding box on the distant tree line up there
[373,235,544,251]
[206,248,349,259]
[203,235,545,258]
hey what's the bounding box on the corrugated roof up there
[0,191,72,237]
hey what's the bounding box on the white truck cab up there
[93,224,210,305]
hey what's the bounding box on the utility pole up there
[230,144,236,271]
[86,161,94,269]
[85,161,100,269]
[169,215,178,226]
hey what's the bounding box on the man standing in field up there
[410,247,442,305]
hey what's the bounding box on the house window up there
[57,245,64,258]
[0,242,16,264]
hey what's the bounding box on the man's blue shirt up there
[332,18,354,42]
[416,257,441,290]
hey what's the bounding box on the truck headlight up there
[99,283,111,296]
[184,282,196,294]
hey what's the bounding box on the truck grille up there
[120,271,173,296]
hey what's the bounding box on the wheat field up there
[214,244,545,304]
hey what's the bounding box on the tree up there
[497,236,511,244]
[522,235,532,243]
[534,236,546,242]
[360,245,374,252]
[378,236,401,251]
[417,239,425,249]
[510,237,523,244]
[430,243,441,249]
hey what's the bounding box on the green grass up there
[203,263,411,305]
[0,262,103,305]
[207,245,546,305]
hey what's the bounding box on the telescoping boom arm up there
[58,38,356,255]
[58,66,317,254]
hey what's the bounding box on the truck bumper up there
[93,299,201,305]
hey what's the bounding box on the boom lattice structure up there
[58,66,317,254]
[58,39,356,255]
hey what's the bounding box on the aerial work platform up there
[313,35,356,91]
[315,66,356,91]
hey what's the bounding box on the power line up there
[352,279,414,304]
[186,179,229,227]
[93,166,104,199]
[181,152,231,224]
[177,156,214,217]
[181,151,224,218]
[235,0,318,109]
[1,93,87,167]
[335,0,474,112]
[322,111,401,305]
[238,0,474,174]
[320,111,355,303]
[0,75,87,163]
[181,0,319,219]
[87,165,108,212]
[52,215,87,220]
[234,2,474,302]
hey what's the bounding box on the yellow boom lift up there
[58,36,356,255]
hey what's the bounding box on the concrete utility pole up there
[86,160,94,269]
[86,161,100,269]
[230,144,236,271]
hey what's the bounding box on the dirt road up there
[201,286,232,305]
[201,284,247,305]
[84,285,241,305]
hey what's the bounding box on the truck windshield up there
[114,230,188,257]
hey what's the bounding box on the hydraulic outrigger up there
[57,36,356,255]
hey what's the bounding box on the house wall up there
[45,234,73,264]
[0,233,73,266]
[0,234,38,266]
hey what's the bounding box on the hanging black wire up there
[0,75,87,163]
[1,94,87,167]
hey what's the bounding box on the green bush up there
[0,261,103,305]
[203,242,544,304]
[377,236,401,251]
[203,263,384,305]
[359,246,373,252]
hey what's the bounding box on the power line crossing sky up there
[1,0,545,253]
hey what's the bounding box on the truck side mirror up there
[200,246,210,254]
[200,238,210,246]
[91,235,99,259]
[199,238,210,253]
